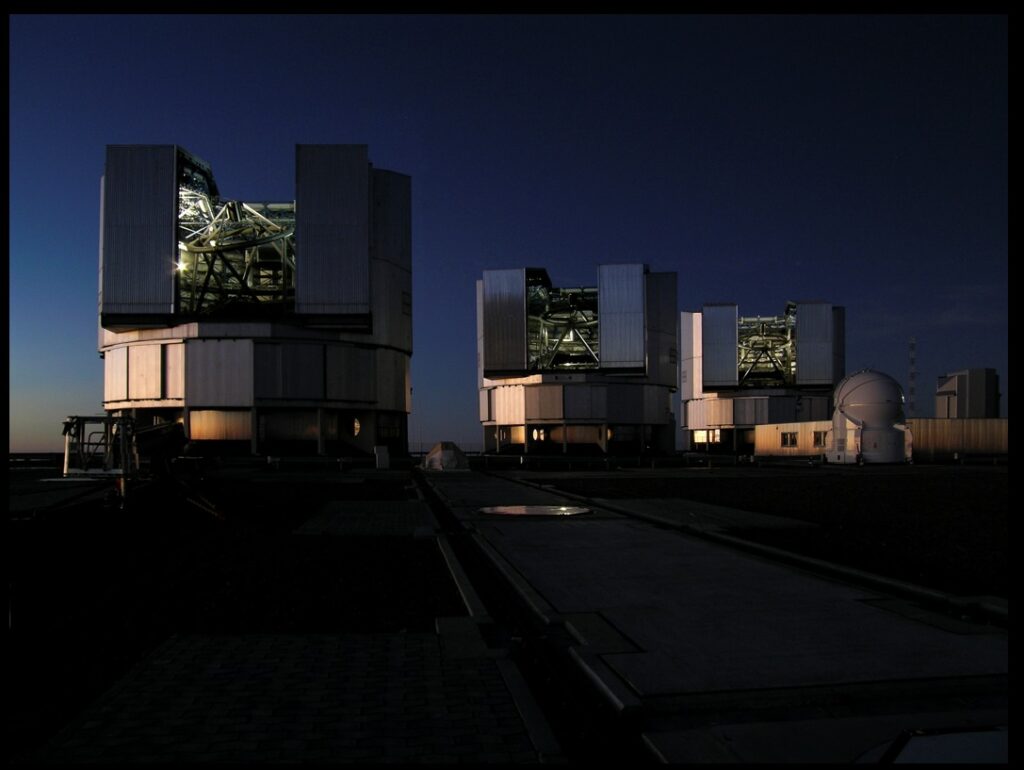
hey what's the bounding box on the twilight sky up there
[9,14,1008,452]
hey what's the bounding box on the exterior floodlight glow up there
[176,260,187,272]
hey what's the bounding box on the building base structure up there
[97,144,411,458]
[479,373,675,455]
[477,265,678,455]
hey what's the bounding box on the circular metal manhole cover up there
[478,505,591,517]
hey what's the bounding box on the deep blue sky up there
[9,14,1008,452]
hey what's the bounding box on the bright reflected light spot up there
[176,260,187,272]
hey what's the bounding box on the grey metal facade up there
[100,145,177,320]
[598,264,646,369]
[370,169,413,353]
[701,304,739,388]
[935,369,1000,418]
[186,339,254,407]
[482,269,527,373]
[295,145,371,316]
[795,302,839,385]
[644,271,678,388]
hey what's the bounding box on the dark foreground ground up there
[540,464,1007,600]
[7,459,1007,762]
[8,466,465,760]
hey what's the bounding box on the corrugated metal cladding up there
[563,385,607,420]
[371,170,411,271]
[704,397,737,428]
[679,312,703,401]
[164,343,184,399]
[482,270,527,372]
[643,385,670,424]
[104,347,128,402]
[684,399,708,430]
[702,304,738,388]
[370,259,412,353]
[605,384,644,422]
[494,385,526,425]
[189,410,252,441]
[254,343,325,400]
[186,339,253,406]
[599,264,646,369]
[295,145,370,315]
[326,345,377,402]
[374,348,410,412]
[831,307,846,384]
[795,303,837,385]
[128,344,162,400]
[907,418,1008,457]
[644,272,678,388]
[100,145,177,316]
[525,385,564,420]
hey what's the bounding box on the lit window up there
[694,430,707,444]
[709,429,721,444]
[353,418,361,437]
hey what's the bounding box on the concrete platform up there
[424,471,1008,763]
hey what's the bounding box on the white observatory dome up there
[833,369,905,428]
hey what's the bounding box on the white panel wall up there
[128,344,162,400]
[104,346,128,402]
[679,311,703,402]
[164,343,184,399]
[494,385,526,425]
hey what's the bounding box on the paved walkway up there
[423,470,1008,763]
